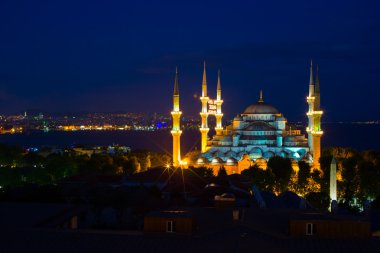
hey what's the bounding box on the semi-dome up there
[243,90,279,114]
[226,157,238,165]
[211,157,223,165]
[197,157,209,164]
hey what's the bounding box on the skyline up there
[0,0,379,122]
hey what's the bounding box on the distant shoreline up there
[0,124,379,152]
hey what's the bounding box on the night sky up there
[0,0,379,122]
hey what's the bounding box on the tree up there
[149,152,171,168]
[44,154,78,182]
[296,161,311,195]
[297,161,310,187]
[341,156,360,204]
[23,152,44,167]
[0,143,23,167]
[0,166,22,186]
[145,153,151,169]
[190,166,214,178]
[267,157,293,193]
[241,164,274,191]
[130,156,141,173]
[217,166,227,177]
[130,150,150,172]
[357,159,380,200]
[305,192,330,210]
[372,195,380,209]
[318,154,333,193]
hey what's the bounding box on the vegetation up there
[217,166,227,177]
[242,148,380,209]
[0,143,170,187]
[186,166,214,178]
[241,164,274,191]
[1,143,380,211]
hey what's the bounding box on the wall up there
[144,216,195,234]
[289,220,371,238]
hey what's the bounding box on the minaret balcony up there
[171,130,182,135]
[311,130,324,136]
[306,111,323,116]
[200,96,209,102]
[171,111,182,115]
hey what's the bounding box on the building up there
[170,62,323,173]
[289,213,371,239]
[197,88,310,174]
[144,210,196,234]
[195,62,323,174]
[0,203,81,229]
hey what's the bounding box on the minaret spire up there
[173,66,179,96]
[314,64,320,110]
[215,69,224,135]
[309,59,314,85]
[308,59,315,97]
[202,61,207,97]
[315,64,320,93]
[217,69,221,100]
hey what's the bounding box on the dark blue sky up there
[0,0,379,122]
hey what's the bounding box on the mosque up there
[171,62,323,175]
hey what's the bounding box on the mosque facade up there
[171,62,323,175]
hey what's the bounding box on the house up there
[289,212,371,238]
[144,210,196,234]
[214,193,236,208]
[0,203,84,229]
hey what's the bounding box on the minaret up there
[171,67,182,167]
[306,61,323,169]
[330,157,337,203]
[306,60,315,152]
[200,62,209,152]
[312,64,323,168]
[215,69,224,135]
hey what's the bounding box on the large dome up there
[243,102,279,114]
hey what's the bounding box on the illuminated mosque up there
[171,62,323,174]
